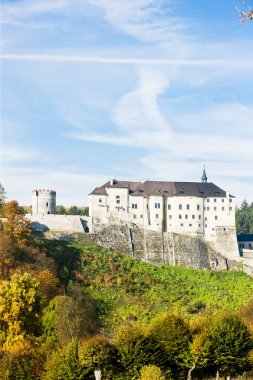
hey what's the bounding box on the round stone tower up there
[32,189,56,215]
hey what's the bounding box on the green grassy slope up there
[72,242,253,329]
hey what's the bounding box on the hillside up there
[36,239,253,331]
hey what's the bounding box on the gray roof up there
[90,179,232,198]
[237,234,253,242]
[89,180,141,195]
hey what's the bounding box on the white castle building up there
[89,169,236,245]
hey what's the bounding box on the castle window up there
[179,214,182,219]
[169,215,172,219]
[116,195,120,204]
[155,214,159,219]
[215,216,218,220]
[179,204,182,210]
[99,198,102,203]
[168,204,171,210]
[186,204,190,210]
[192,215,195,219]
[214,207,217,211]
[205,224,207,228]
[222,207,225,211]
[199,215,201,219]
[222,199,224,203]
[205,217,207,221]
[229,207,232,211]
[155,203,160,209]
[197,205,200,210]
[46,202,48,207]
[189,224,192,227]
[185,215,188,219]
[207,198,210,203]
[214,198,217,202]
[140,214,143,218]
[198,224,201,228]
[229,199,232,203]
[132,204,138,209]
[207,207,210,211]
[180,223,184,226]
[133,214,137,219]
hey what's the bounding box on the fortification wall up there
[44,223,245,273]
[27,214,90,233]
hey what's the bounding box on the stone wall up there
[44,223,245,273]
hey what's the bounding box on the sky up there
[1,0,253,206]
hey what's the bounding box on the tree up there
[0,273,41,349]
[239,2,253,22]
[43,340,83,380]
[236,199,253,233]
[138,365,167,380]
[114,324,166,379]
[42,286,97,347]
[209,315,253,378]
[0,183,6,210]
[148,313,191,379]
[2,200,32,245]
[78,335,115,379]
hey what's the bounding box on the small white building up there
[237,234,253,257]
[89,170,236,245]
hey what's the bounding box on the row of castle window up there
[177,215,218,220]
[100,196,233,205]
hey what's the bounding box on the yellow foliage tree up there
[2,200,32,246]
[0,273,41,352]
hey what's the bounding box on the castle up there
[89,169,236,249]
[27,170,246,271]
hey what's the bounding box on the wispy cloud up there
[88,0,186,44]
[1,53,253,69]
[1,0,70,24]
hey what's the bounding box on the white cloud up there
[1,0,70,24]
[88,0,186,44]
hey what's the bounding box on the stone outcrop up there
[43,223,251,274]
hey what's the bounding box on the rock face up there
[44,222,248,273]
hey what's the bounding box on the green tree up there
[0,183,6,210]
[2,200,32,245]
[42,286,97,347]
[55,205,67,215]
[114,324,165,379]
[148,313,191,379]
[68,206,79,215]
[43,340,83,380]
[236,199,253,234]
[210,314,253,378]
[78,335,115,379]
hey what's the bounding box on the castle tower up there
[32,189,56,214]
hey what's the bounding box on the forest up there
[1,184,253,379]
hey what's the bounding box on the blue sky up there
[1,0,253,206]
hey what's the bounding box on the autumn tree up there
[0,273,41,354]
[239,2,253,22]
[2,200,32,245]
[138,365,168,380]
